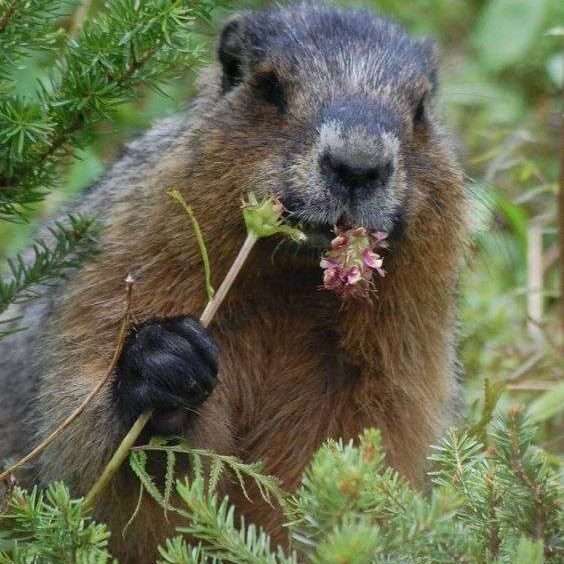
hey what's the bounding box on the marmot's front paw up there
[113,316,218,432]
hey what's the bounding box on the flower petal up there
[323,267,340,288]
[331,234,348,249]
[321,225,388,298]
[345,266,362,285]
[320,257,337,269]
[362,249,383,269]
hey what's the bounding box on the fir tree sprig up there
[173,477,296,564]
[287,429,466,562]
[0,483,112,563]
[158,537,212,564]
[126,439,293,564]
[0,0,64,79]
[1,410,561,562]
[429,410,563,562]
[0,97,55,168]
[0,0,217,220]
[0,214,98,325]
[491,407,562,559]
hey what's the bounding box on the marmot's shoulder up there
[78,113,192,217]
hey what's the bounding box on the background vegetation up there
[2,0,561,454]
[0,0,562,561]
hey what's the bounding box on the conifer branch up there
[0,483,112,561]
[0,0,62,82]
[174,477,296,564]
[2,412,562,562]
[0,0,215,220]
[0,215,98,325]
[0,0,18,34]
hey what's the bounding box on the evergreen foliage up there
[2,409,560,563]
[0,0,218,336]
[0,0,215,220]
[0,0,64,81]
[0,215,98,337]
[0,483,111,563]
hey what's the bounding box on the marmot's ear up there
[218,15,248,94]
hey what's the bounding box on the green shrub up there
[2,408,561,563]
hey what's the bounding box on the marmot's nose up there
[320,151,394,196]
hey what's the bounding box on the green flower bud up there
[242,193,306,242]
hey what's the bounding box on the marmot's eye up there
[413,95,426,124]
[254,72,286,114]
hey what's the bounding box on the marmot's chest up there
[218,297,362,388]
[217,301,368,446]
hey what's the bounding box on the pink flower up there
[320,226,387,299]
[346,266,362,285]
[331,234,348,249]
[323,266,339,288]
[362,249,385,277]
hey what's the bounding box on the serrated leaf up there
[208,458,224,497]
[129,450,165,507]
[164,451,176,516]
[164,449,176,518]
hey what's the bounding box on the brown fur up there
[3,5,468,562]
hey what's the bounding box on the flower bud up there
[242,193,306,242]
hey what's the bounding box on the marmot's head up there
[195,3,462,249]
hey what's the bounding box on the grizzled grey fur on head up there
[215,3,439,237]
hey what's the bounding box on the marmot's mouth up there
[301,223,334,249]
[283,212,354,250]
[282,215,332,249]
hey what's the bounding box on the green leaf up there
[544,26,564,37]
[473,0,548,71]
[492,191,528,255]
[168,189,215,302]
[469,378,504,441]
[129,450,166,507]
[527,381,564,423]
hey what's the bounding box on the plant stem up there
[83,409,153,510]
[558,109,564,341]
[200,232,256,327]
[84,232,259,507]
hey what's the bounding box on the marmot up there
[0,3,468,562]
